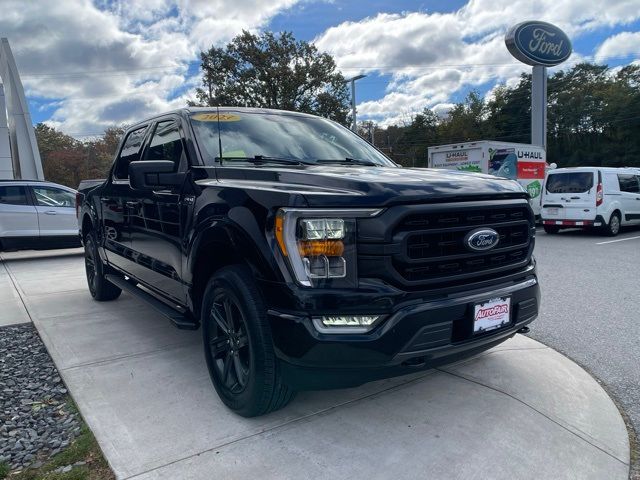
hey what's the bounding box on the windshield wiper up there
[315,157,378,166]
[216,155,308,166]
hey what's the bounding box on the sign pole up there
[505,21,571,153]
[531,65,547,150]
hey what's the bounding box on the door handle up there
[126,201,141,208]
[44,210,57,215]
[570,196,580,200]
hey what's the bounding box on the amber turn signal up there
[298,240,345,257]
[275,214,287,256]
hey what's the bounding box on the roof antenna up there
[216,105,223,163]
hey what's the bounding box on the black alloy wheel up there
[84,243,97,296]
[208,294,251,394]
[83,231,121,301]
[201,265,295,417]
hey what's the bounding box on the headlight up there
[274,208,381,287]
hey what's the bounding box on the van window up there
[618,174,640,193]
[546,172,594,194]
[0,185,29,205]
[32,186,75,207]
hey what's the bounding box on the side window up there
[143,121,184,170]
[618,174,640,193]
[32,186,75,207]
[0,185,29,205]
[114,127,148,179]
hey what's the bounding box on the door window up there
[0,185,30,205]
[32,187,75,207]
[618,174,640,193]
[114,126,148,179]
[143,121,184,170]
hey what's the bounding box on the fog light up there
[312,315,382,334]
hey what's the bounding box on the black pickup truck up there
[77,107,539,417]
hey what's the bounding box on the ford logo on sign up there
[505,21,572,67]
[464,228,500,252]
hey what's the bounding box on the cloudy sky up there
[1,0,639,137]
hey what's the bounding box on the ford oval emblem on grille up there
[464,228,500,252]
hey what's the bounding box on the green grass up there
[0,462,10,480]
[9,399,113,480]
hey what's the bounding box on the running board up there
[105,274,199,330]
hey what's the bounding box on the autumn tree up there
[191,31,351,125]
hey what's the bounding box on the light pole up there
[344,74,366,132]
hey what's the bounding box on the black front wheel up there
[201,265,294,417]
[84,232,121,301]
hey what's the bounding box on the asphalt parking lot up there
[529,227,640,452]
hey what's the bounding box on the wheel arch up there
[187,222,281,319]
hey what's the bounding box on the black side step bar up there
[105,274,199,330]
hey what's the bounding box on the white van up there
[541,167,640,236]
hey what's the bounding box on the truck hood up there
[208,165,527,207]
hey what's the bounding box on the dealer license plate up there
[473,297,511,334]
[547,208,559,215]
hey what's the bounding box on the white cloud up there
[314,0,640,126]
[595,31,640,63]
[0,0,301,136]
[3,0,640,134]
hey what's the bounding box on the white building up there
[0,37,44,180]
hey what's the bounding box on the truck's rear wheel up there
[84,231,122,301]
[201,265,295,417]
[543,225,560,234]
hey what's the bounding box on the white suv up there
[541,167,640,236]
[0,180,80,250]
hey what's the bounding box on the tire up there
[603,212,621,237]
[84,231,122,301]
[543,225,560,234]
[201,265,295,417]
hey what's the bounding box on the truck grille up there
[357,200,535,288]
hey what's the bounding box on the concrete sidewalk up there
[1,250,630,480]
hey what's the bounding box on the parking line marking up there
[596,235,640,245]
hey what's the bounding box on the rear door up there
[0,184,38,240]
[542,170,597,221]
[30,185,78,237]
[617,173,640,224]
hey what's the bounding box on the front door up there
[100,125,149,272]
[129,119,187,303]
[30,185,78,237]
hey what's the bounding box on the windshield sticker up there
[191,113,241,122]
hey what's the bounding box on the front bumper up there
[267,275,540,389]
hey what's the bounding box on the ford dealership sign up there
[505,21,572,67]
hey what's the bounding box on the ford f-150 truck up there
[77,107,540,417]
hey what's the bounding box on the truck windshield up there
[189,110,396,167]
[546,172,594,193]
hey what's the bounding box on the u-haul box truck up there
[427,141,546,217]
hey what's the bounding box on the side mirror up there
[128,160,183,190]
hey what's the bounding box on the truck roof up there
[427,141,545,151]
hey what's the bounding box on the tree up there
[34,124,125,188]
[191,31,351,125]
